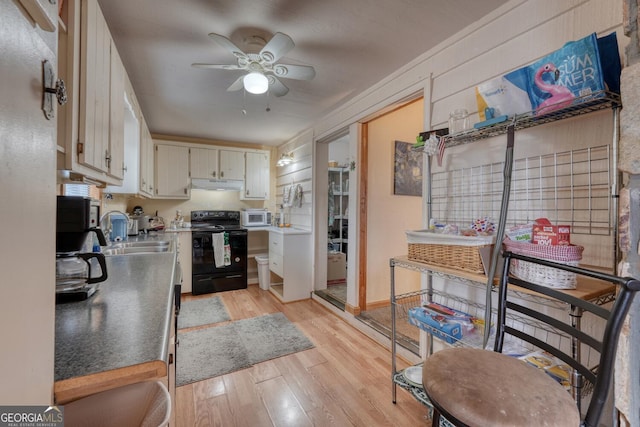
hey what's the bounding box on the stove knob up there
[234,257,240,263]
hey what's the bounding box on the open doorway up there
[312,95,423,328]
[314,134,350,310]
[354,97,424,354]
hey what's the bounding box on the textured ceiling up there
[98,0,508,146]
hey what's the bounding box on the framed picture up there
[393,141,422,196]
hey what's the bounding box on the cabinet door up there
[155,144,190,198]
[108,43,125,179]
[138,116,154,196]
[243,152,269,199]
[219,150,244,180]
[78,0,111,173]
[105,77,141,194]
[190,147,219,179]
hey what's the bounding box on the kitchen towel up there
[293,184,303,208]
[212,232,225,268]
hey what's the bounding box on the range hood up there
[191,178,243,191]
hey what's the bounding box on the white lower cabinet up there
[268,231,312,302]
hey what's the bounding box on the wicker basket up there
[406,230,495,274]
[502,239,584,289]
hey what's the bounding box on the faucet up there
[99,210,130,243]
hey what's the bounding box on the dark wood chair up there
[422,251,640,427]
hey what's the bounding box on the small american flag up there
[437,136,446,167]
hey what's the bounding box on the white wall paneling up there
[276,130,314,230]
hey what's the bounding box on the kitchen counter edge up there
[54,234,177,404]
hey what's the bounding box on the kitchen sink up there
[103,240,171,255]
[111,240,170,248]
[102,246,170,255]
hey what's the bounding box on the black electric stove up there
[190,210,247,295]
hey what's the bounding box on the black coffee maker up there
[56,196,108,303]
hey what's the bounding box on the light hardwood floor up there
[176,285,430,426]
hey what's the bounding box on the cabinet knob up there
[42,60,67,120]
[212,171,216,177]
[44,78,67,105]
[220,171,224,178]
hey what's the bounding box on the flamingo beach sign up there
[475,32,621,120]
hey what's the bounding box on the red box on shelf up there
[532,224,571,246]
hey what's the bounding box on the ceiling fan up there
[192,32,316,97]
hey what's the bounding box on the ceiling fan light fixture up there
[243,72,268,94]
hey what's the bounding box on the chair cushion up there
[422,348,580,426]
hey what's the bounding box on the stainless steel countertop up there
[55,234,177,383]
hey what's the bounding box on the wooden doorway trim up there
[358,123,368,311]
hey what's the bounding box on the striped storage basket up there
[502,239,584,289]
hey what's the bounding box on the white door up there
[1,1,57,403]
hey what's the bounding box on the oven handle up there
[173,262,182,316]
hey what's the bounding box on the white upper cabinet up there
[151,140,269,199]
[242,151,270,200]
[139,117,154,197]
[77,0,112,173]
[154,143,190,199]
[57,0,125,185]
[105,77,147,195]
[108,45,125,180]
[219,149,245,180]
[190,146,219,179]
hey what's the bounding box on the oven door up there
[191,230,247,275]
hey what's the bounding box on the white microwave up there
[240,209,271,227]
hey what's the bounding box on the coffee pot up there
[56,196,109,302]
[56,252,108,291]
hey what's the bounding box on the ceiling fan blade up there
[227,76,245,92]
[191,63,243,70]
[208,33,246,59]
[272,64,316,80]
[268,76,289,97]
[260,32,294,63]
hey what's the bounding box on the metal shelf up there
[413,91,620,150]
[394,90,621,416]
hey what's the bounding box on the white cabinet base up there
[268,231,312,302]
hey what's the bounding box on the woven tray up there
[406,231,495,274]
[502,239,584,289]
